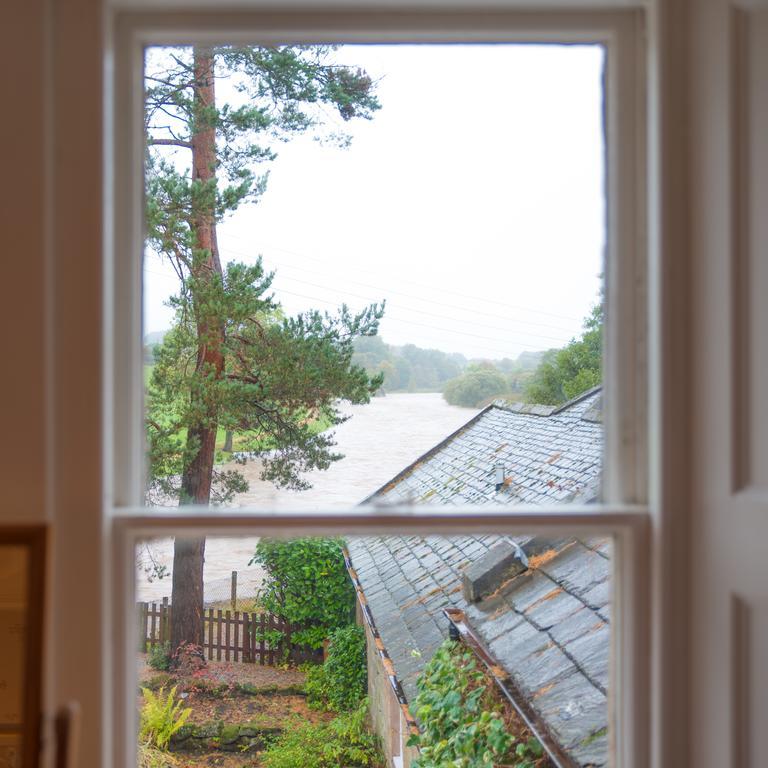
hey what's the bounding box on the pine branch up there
[148,138,193,148]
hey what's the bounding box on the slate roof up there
[348,388,609,767]
[362,386,602,506]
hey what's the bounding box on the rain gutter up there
[343,547,420,740]
[443,607,578,768]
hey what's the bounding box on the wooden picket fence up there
[137,599,322,665]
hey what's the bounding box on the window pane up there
[142,43,606,510]
[136,533,612,767]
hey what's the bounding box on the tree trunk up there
[170,47,224,654]
[223,430,234,452]
[170,537,207,649]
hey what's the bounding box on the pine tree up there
[144,45,383,652]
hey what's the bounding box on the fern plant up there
[139,685,192,751]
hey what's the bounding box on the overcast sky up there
[144,44,605,360]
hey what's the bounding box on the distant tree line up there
[352,336,468,393]
[147,305,603,413]
[439,302,603,409]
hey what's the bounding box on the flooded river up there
[136,393,477,601]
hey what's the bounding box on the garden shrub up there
[410,640,545,768]
[304,625,367,712]
[147,642,171,672]
[139,685,192,751]
[261,700,383,768]
[250,537,355,649]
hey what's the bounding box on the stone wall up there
[362,618,419,767]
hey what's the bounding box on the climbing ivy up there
[409,640,546,768]
[305,625,367,712]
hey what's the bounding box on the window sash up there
[112,504,649,768]
[106,7,648,768]
[107,7,646,509]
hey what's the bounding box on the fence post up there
[160,597,169,646]
[138,603,147,653]
[231,570,237,611]
[149,602,157,649]
[207,607,214,660]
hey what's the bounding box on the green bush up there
[139,686,192,751]
[410,640,544,768]
[261,700,383,768]
[443,364,508,408]
[304,625,367,712]
[147,642,171,672]
[250,537,356,649]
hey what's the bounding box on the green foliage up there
[250,538,355,648]
[524,303,602,405]
[410,640,545,768]
[305,625,367,712]
[443,363,508,408]
[303,663,332,710]
[139,686,192,751]
[261,700,383,768]
[147,642,171,672]
[515,738,546,768]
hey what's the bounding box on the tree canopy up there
[442,363,508,408]
[524,303,603,405]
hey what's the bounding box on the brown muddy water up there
[136,393,476,602]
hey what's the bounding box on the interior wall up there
[1,0,106,766]
[49,0,106,765]
[0,2,698,767]
[0,0,49,527]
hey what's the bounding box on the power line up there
[214,242,580,339]
[274,287,551,354]
[144,242,584,341]
[270,275,572,344]
[217,232,587,324]
[142,265,561,353]
[258,258,578,337]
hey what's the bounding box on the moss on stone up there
[580,726,608,747]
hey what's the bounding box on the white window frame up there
[104,7,649,768]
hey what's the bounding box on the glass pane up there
[0,546,28,768]
[136,533,612,767]
[142,43,606,511]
